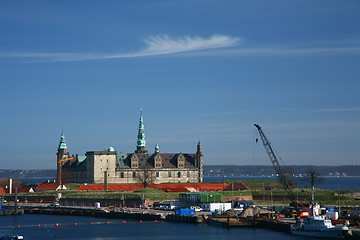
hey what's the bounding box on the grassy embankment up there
[9,181,360,206]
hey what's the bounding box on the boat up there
[0,234,23,240]
[290,215,349,239]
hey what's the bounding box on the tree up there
[303,168,323,202]
[136,165,155,188]
[0,178,22,188]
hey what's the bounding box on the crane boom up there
[254,124,298,211]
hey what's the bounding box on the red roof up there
[0,188,6,194]
[35,182,61,191]
[5,187,34,193]
[77,183,231,192]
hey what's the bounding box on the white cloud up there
[0,34,240,63]
[2,35,360,62]
[141,35,240,55]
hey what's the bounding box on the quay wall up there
[24,207,165,221]
[256,219,291,233]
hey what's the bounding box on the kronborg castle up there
[57,111,203,184]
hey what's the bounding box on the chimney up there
[9,179,13,194]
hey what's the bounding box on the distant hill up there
[204,165,360,177]
[0,169,56,180]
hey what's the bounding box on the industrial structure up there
[57,110,203,184]
[254,124,299,212]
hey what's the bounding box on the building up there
[58,110,203,184]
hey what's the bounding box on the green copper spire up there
[58,131,67,150]
[155,142,159,153]
[137,109,146,148]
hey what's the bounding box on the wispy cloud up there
[0,34,240,63]
[192,46,360,57]
[196,110,257,118]
[285,107,360,113]
[2,35,360,63]
[320,107,360,113]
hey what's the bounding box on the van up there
[190,206,203,212]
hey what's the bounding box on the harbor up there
[1,200,358,239]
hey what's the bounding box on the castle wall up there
[112,168,200,184]
[86,151,117,184]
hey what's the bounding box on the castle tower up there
[196,141,203,182]
[56,131,70,182]
[135,109,148,153]
[57,131,70,159]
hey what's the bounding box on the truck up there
[201,202,231,213]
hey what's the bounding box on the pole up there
[104,171,108,192]
[337,174,341,214]
[263,182,265,205]
[15,187,18,209]
[232,182,234,208]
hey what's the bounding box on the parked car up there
[50,202,60,207]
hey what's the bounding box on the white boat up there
[290,214,349,239]
[0,234,23,240]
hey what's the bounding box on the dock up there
[24,206,165,221]
[0,208,24,216]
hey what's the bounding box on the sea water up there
[0,214,312,240]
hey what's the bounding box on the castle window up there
[133,172,136,178]
[156,172,159,177]
[154,155,162,168]
[177,153,185,168]
[168,172,172,177]
[177,172,181,177]
[131,154,139,169]
[187,171,190,177]
[120,172,124,178]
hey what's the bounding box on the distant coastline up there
[204,165,360,177]
[1,165,359,180]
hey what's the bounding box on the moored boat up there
[0,234,23,240]
[290,214,348,239]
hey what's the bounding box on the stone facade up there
[58,111,203,184]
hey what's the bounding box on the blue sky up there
[1,1,359,169]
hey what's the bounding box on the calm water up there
[204,176,360,191]
[0,214,312,240]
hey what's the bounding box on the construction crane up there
[254,124,299,212]
[57,154,76,191]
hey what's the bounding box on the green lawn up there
[5,181,359,206]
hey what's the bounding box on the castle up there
[57,110,203,184]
